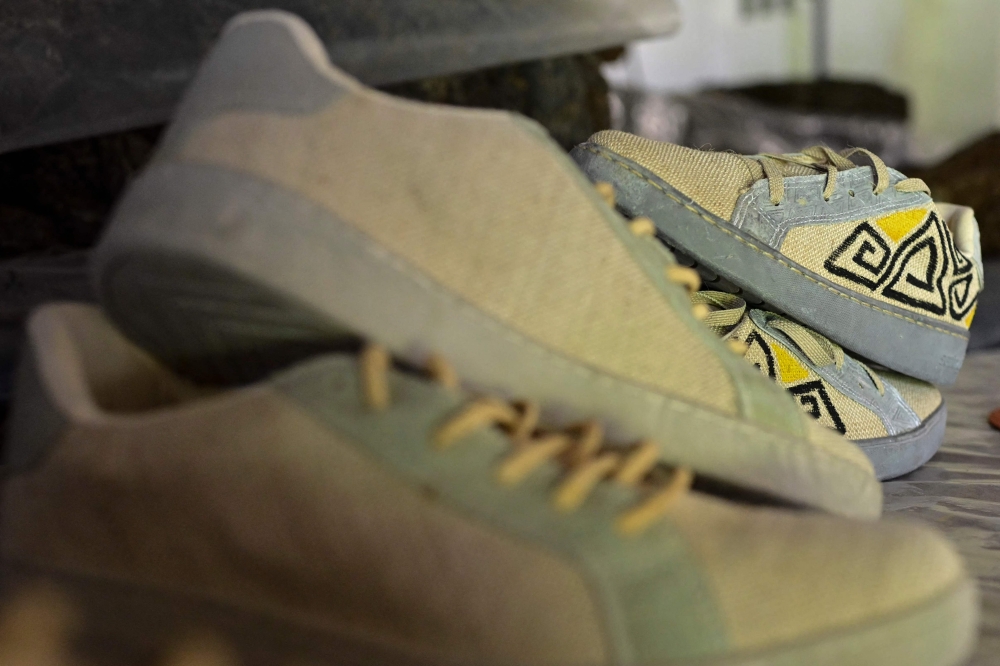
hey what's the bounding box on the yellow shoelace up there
[358,344,693,537]
[745,145,930,206]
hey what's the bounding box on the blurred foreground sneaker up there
[693,291,946,480]
[0,304,980,666]
[572,133,984,385]
[91,11,878,517]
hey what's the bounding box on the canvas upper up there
[0,303,978,666]
[692,290,946,479]
[571,131,984,385]
[89,11,878,517]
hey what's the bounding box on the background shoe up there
[0,303,979,666]
[694,291,946,480]
[91,11,879,517]
[571,132,984,386]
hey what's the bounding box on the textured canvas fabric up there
[173,93,739,416]
[88,10,886,518]
[587,130,764,220]
[668,493,963,651]
[729,317,888,440]
[584,131,982,336]
[887,371,945,420]
[0,302,973,665]
[781,207,982,331]
[726,311,941,442]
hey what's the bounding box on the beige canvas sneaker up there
[0,303,979,666]
[90,10,878,518]
[572,132,984,386]
[691,290,945,480]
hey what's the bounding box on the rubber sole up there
[0,561,978,666]
[857,403,948,481]
[571,144,969,386]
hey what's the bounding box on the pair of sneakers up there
[573,133,983,481]
[0,10,978,666]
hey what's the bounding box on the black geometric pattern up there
[788,381,847,435]
[740,330,848,435]
[821,210,977,322]
[745,331,776,379]
[824,222,891,290]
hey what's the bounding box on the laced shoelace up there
[688,291,885,395]
[747,145,931,206]
[358,344,694,537]
[764,317,885,395]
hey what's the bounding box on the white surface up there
[604,0,1000,164]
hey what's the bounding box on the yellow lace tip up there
[497,435,570,487]
[594,181,616,208]
[665,265,701,292]
[726,339,749,356]
[615,467,693,537]
[496,464,526,487]
[552,490,585,513]
[616,513,651,537]
[628,217,656,237]
[431,431,456,451]
[426,353,460,390]
[613,441,658,487]
[360,343,391,410]
[691,303,712,321]
[964,306,977,329]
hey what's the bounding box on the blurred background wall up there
[603,0,1000,164]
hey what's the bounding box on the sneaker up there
[571,132,984,385]
[692,290,946,480]
[90,11,878,517]
[0,303,979,666]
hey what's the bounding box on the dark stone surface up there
[0,0,675,154]
[970,260,1000,351]
[884,349,1000,665]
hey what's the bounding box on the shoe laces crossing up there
[359,344,693,537]
[766,317,885,395]
[746,145,931,206]
[689,291,885,395]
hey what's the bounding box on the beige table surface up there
[883,349,1000,665]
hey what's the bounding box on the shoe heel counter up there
[155,10,353,161]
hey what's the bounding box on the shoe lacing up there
[689,291,886,395]
[359,344,694,537]
[745,145,931,206]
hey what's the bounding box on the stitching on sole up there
[581,145,967,341]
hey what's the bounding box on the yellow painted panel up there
[965,305,977,329]
[773,344,810,384]
[875,208,928,244]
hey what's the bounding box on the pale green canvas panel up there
[271,355,731,662]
